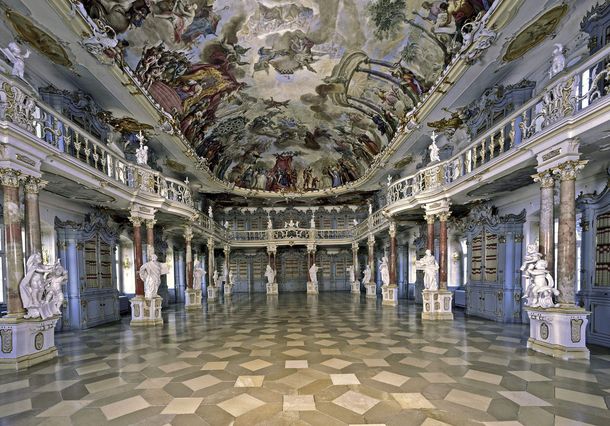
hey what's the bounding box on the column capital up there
[0,168,22,188]
[389,221,397,237]
[532,169,555,188]
[23,176,48,194]
[352,241,359,251]
[224,244,230,254]
[267,243,277,254]
[367,234,375,246]
[207,237,215,248]
[425,214,436,225]
[437,211,451,222]
[129,214,144,227]
[184,228,193,244]
[145,218,157,229]
[552,160,588,181]
[307,242,316,253]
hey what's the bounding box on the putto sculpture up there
[521,244,559,308]
[428,130,441,163]
[19,253,68,320]
[139,253,169,299]
[1,41,30,79]
[415,249,439,291]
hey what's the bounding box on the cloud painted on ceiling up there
[82,0,494,192]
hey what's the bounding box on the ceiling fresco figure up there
[80,0,495,193]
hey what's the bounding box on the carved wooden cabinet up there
[458,206,525,322]
[56,211,120,330]
[578,185,610,347]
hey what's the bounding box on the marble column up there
[131,216,144,297]
[23,177,47,258]
[1,169,24,317]
[145,218,155,258]
[207,238,217,300]
[383,221,399,306]
[367,234,375,283]
[553,160,586,306]
[533,170,555,273]
[351,242,360,294]
[438,211,451,290]
[426,214,435,253]
[185,227,193,290]
[223,244,232,296]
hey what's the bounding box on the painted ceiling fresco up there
[82,0,494,192]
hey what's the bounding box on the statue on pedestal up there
[520,243,542,276]
[135,131,149,166]
[415,249,439,291]
[227,270,234,286]
[139,254,169,299]
[19,253,68,319]
[347,265,356,283]
[362,265,371,285]
[379,256,390,286]
[428,131,440,163]
[309,263,319,285]
[1,42,30,79]
[212,270,219,287]
[522,248,559,308]
[193,260,204,289]
[265,264,276,284]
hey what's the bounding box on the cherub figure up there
[1,42,30,79]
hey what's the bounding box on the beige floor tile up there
[333,390,379,415]
[419,372,456,383]
[85,377,127,393]
[464,369,503,385]
[75,362,111,375]
[235,375,265,387]
[178,351,202,358]
[399,357,431,368]
[201,361,229,370]
[37,401,92,417]
[372,371,409,387]
[285,360,308,369]
[276,372,316,389]
[135,377,172,389]
[508,371,551,382]
[363,358,390,367]
[0,399,32,417]
[321,358,352,370]
[421,420,451,426]
[161,397,203,414]
[283,349,309,357]
[420,346,448,355]
[391,393,435,409]
[100,395,150,421]
[555,387,607,409]
[283,395,316,411]
[445,389,491,411]
[183,374,222,391]
[320,348,341,355]
[0,379,29,394]
[241,359,273,371]
[35,380,79,392]
[555,368,598,383]
[211,349,239,359]
[440,357,470,366]
[498,391,551,407]
[554,415,596,425]
[330,374,360,385]
[218,394,265,417]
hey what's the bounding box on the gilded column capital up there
[145,218,157,229]
[437,211,451,222]
[129,214,144,227]
[23,176,48,194]
[425,214,436,225]
[552,160,588,181]
[184,225,193,242]
[0,168,21,188]
[532,170,555,188]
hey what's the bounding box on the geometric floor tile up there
[330,373,361,385]
[372,371,409,387]
[391,393,435,409]
[240,359,273,371]
[285,360,308,369]
[445,389,492,411]
[333,390,380,415]
[507,371,551,382]
[235,375,265,387]
[418,372,456,384]
[218,394,265,417]
[100,396,150,421]
[463,369,503,385]
[183,374,222,391]
[201,361,229,370]
[555,388,608,409]
[161,398,203,414]
[283,395,316,411]
[321,358,352,370]
[36,401,92,417]
[498,391,551,407]
[0,400,32,418]
[135,377,172,389]
[283,349,310,357]
[85,377,127,393]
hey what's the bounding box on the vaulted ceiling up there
[79,0,493,192]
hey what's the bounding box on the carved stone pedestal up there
[351,281,361,294]
[0,316,60,370]
[365,283,376,298]
[207,286,218,300]
[130,296,163,326]
[382,285,398,306]
[224,284,233,297]
[185,289,202,310]
[266,282,278,295]
[307,281,319,295]
[526,307,590,360]
[422,290,453,320]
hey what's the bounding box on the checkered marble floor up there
[1,293,610,426]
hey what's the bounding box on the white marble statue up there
[353,218,358,226]
[139,254,169,299]
[135,132,148,166]
[429,131,440,163]
[549,43,565,78]
[310,216,315,228]
[208,206,213,219]
[368,202,373,216]
[309,263,319,285]
[19,253,67,319]
[1,42,30,79]
[362,265,372,285]
[227,270,234,286]
[265,264,276,284]
[193,260,204,288]
[520,243,542,276]
[267,218,273,229]
[347,265,356,283]
[415,249,439,291]
[380,256,390,286]
[212,270,219,287]
[522,257,559,308]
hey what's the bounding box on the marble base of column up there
[351,281,361,294]
[421,290,454,320]
[130,296,163,326]
[382,285,398,306]
[365,282,377,298]
[185,288,202,310]
[0,316,60,370]
[224,284,233,297]
[266,282,278,295]
[525,306,590,360]
[207,286,218,300]
[306,281,318,295]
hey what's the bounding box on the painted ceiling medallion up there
[80,0,496,193]
[4,9,72,68]
[502,4,568,62]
